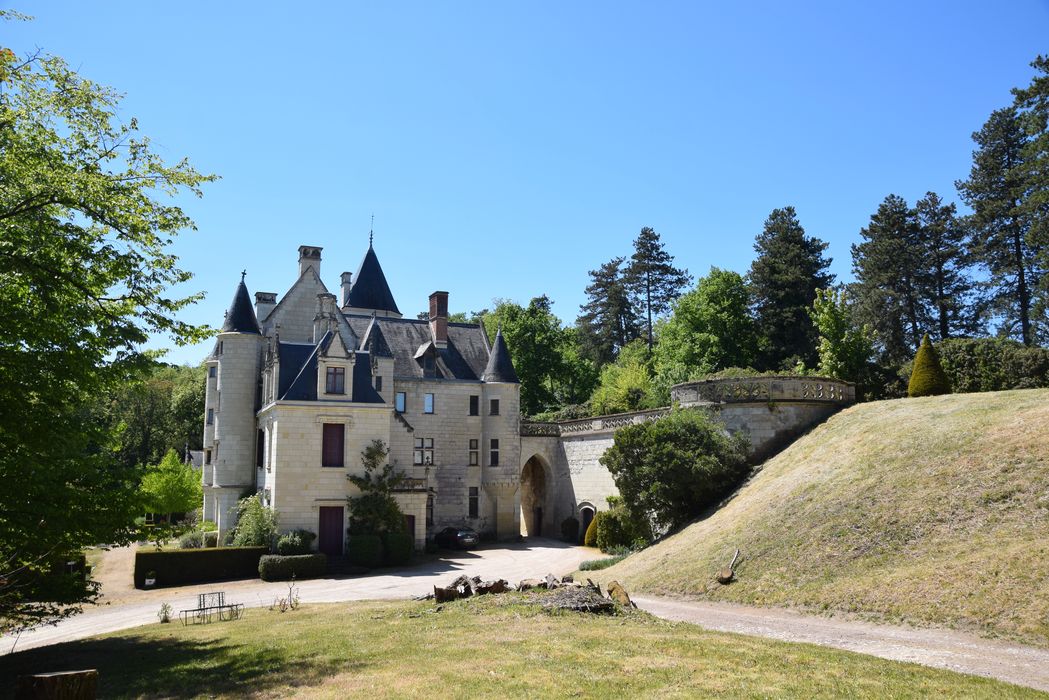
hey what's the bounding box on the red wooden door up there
[318,506,344,556]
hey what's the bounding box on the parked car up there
[434,526,479,550]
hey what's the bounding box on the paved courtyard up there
[2,539,591,654]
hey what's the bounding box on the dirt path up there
[635,595,1049,693]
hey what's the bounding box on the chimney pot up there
[298,245,323,277]
[340,271,353,307]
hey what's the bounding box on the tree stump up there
[16,670,98,699]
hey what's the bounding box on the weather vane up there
[369,214,374,247]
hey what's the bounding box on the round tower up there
[203,276,264,538]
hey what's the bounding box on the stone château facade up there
[202,243,521,552]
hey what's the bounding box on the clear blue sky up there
[6,2,1048,365]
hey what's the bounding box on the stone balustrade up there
[671,375,855,407]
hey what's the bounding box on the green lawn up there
[1,595,1042,699]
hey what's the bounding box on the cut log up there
[433,585,458,603]
[606,580,637,608]
[16,670,98,700]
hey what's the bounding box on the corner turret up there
[482,328,519,383]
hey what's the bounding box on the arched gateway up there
[520,455,549,537]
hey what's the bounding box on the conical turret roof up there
[345,244,400,314]
[221,278,261,334]
[482,329,519,383]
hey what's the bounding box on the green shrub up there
[934,337,1049,393]
[200,520,218,532]
[383,531,413,566]
[560,516,580,543]
[583,512,602,547]
[346,534,383,567]
[134,547,266,588]
[908,334,951,397]
[203,531,218,548]
[578,554,628,571]
[595,503,651,553]
[178,531,203,549]
[231,494,279,548]
[258,553,327,581]
[275,530,316,556]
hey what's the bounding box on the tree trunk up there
[16,670,98,699]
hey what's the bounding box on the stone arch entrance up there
[578,503,595,544]
[520,455,548,537]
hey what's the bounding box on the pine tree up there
[914,191,980,339]
[623,227,692,352]
[576,256,640,366]
[748,207,834,369]
[957,107,1043,345]
[851,195,928,364]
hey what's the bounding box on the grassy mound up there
[0,597,1037,698]
[591,389,1049,646]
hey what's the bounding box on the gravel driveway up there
[2,539,591,655]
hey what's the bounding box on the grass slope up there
[1,598,1040,699]
[593,389,1049,645]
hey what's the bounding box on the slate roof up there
[276,333,385,404]
[482,329,520,383]
[345,245,401,315]
[345,316,492,381]
[221,279,261,334]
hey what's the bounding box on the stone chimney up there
[298,245,322,277]
[340,271,353,307]
[429,291,449,347]
[255,292,277,322]
[314,292,338,343]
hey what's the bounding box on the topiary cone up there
[583,513,600,548]
[908,334,951,397]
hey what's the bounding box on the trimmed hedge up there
[938,337,1049,392]
[346,534,383,568]
[134,547,267,589]
[383,532,413,566]
[258,553,328,581]
[583,512,601,547]
[276,529,316,556]
[909,334,951,397]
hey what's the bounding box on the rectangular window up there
[469,438,479,466]
[206,408,214,425]
[490,398,500,416]
[256,429,265,468]
[205,448,212,465]
[490,439,499,466]
[208,366,217,379]
[325,366,345,394]
[413,437,434,466]
[468,487,479,518]
[374,375,382,392]
[322,423,345,467]
[469,395,479,416]
[424,393,435,414]
[395,392,406,413]
[218,341,224,355]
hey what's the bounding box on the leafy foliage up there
[595,498,651,552]
[624,227,692,350]
[258,553,327,581]
[347,440,405,535]
[583,513,601,547]
[560,516,580,543]
[808,288,875,387]
[140,449,202,518]
[382,531,414,565]
[231,495,279,549]
[931,337,1049,393]
[600,409,749,531]
[276,530,317,556]
[346,534,384,567]
[0,33,213,631]
[653,268,757,391]
[589,339,661,415]
[749,207,834,370]
[908,334,951,397]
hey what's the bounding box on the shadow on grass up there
[0,631,369,699]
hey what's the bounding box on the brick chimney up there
[340,271,353,307]
[298,245,322,277]
[429,291,449,347]
[254,292,277,322]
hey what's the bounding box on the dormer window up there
[325,366,345,394]
[423,353,436,378]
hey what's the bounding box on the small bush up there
[178,531,203,549]
[578,554,628,571]
[583,512,602,547]
[596,503,651,553]
[200,520,218,532]
[908,334,951,397]
[203,531,218,548]
[134,547,266,588]
[276,530,316,556]
[383,531,413,566]
[231,494,279,548]
[560,516,580,543]
[346,534,383,567]
[258,553,328,581]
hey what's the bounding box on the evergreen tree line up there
[492,55,1049,417]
